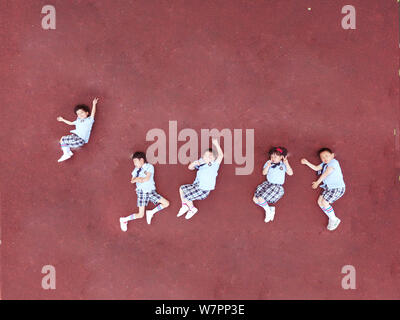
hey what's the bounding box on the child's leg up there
[253,196,273,223]
[123,206,145,222]
[179,186,194,209]
[253,196,271,211]
[59,137,72,154]
[318,195,337,221]
[149,197,170,215]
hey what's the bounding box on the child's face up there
[270,153,283,163]
[133,158,145,168]
[319,151,335,164]
[202,151,215,164]
[76,109,89,119]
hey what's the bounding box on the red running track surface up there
[0,0,399,299]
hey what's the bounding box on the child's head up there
[268,146,288,163]
[318,148,335,163]
[131,151,147,168]
[74,104,90,119]
[202,148,217,164]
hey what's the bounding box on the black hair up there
[268,146,288,157]
[74,104,90,115]
[203,148,217,158]
[131,151,147,163]
[318,147,333,155]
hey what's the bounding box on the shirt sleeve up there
[327,160,337,170]
[144,164,154,175]
[132,168,137,177]
[263,161,270,169]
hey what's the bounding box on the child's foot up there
[119,217,128,232]
[146,210,155,225]
[270,206,276,221]
[177,206,189,217]
[264,208,272,223]
[185,207,198,220]
[328,218,341,231]
[57,154,72,162]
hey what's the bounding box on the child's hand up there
[93,97,99,105]
[131,177,137,184]
[283,156,289,163]
[301,158,308,165]
[57,116,64,122]
[311,181,320,189]
[265,160,272,167]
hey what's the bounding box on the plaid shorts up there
[136,189,162,207]
[321,187,346,203]
[180,182,210,201]
[61,134,85,148]
[254,181,285,204]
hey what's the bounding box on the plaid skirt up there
[61,134,85,148]
[136,189,162,207]
[321,186,346,203]
[180,182,210,201]
[254,181,284,204]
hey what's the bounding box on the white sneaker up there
[264,208,272,223]
[270,207,276,221]
[328,218,341,231]
[68,150,73,156]
[177,206,189,217]
[119,218,128,232]
[146,210,154,225]
[185,207,198,220]
[57,154,72,162]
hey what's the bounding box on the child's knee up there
[252,197,259,203]
[59,137,64,143]
[162,199,170,208]
[318,198,328,208]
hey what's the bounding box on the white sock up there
[61,146,71,155]
[149,204,163,215]
[320,205,337,220]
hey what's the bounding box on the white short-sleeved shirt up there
[70,116,95,143]
[320,159,345,189]
[132,163,156,192]
[194,159,220,191]
[265,161,287,185]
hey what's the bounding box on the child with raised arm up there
[301,148,346,231]
[177,138,223,220]
[56,97,98,162]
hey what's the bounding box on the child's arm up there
[188,160,201,170]
[136,171,152,183]
[283,157,294,176]
[212,138,224,164]
[312,167,334,189]
[301,158,322,171]
[90,97,99,118]
[57,116,75,125]
[262,161,271,175]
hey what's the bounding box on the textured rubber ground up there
[0,0,399,299]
